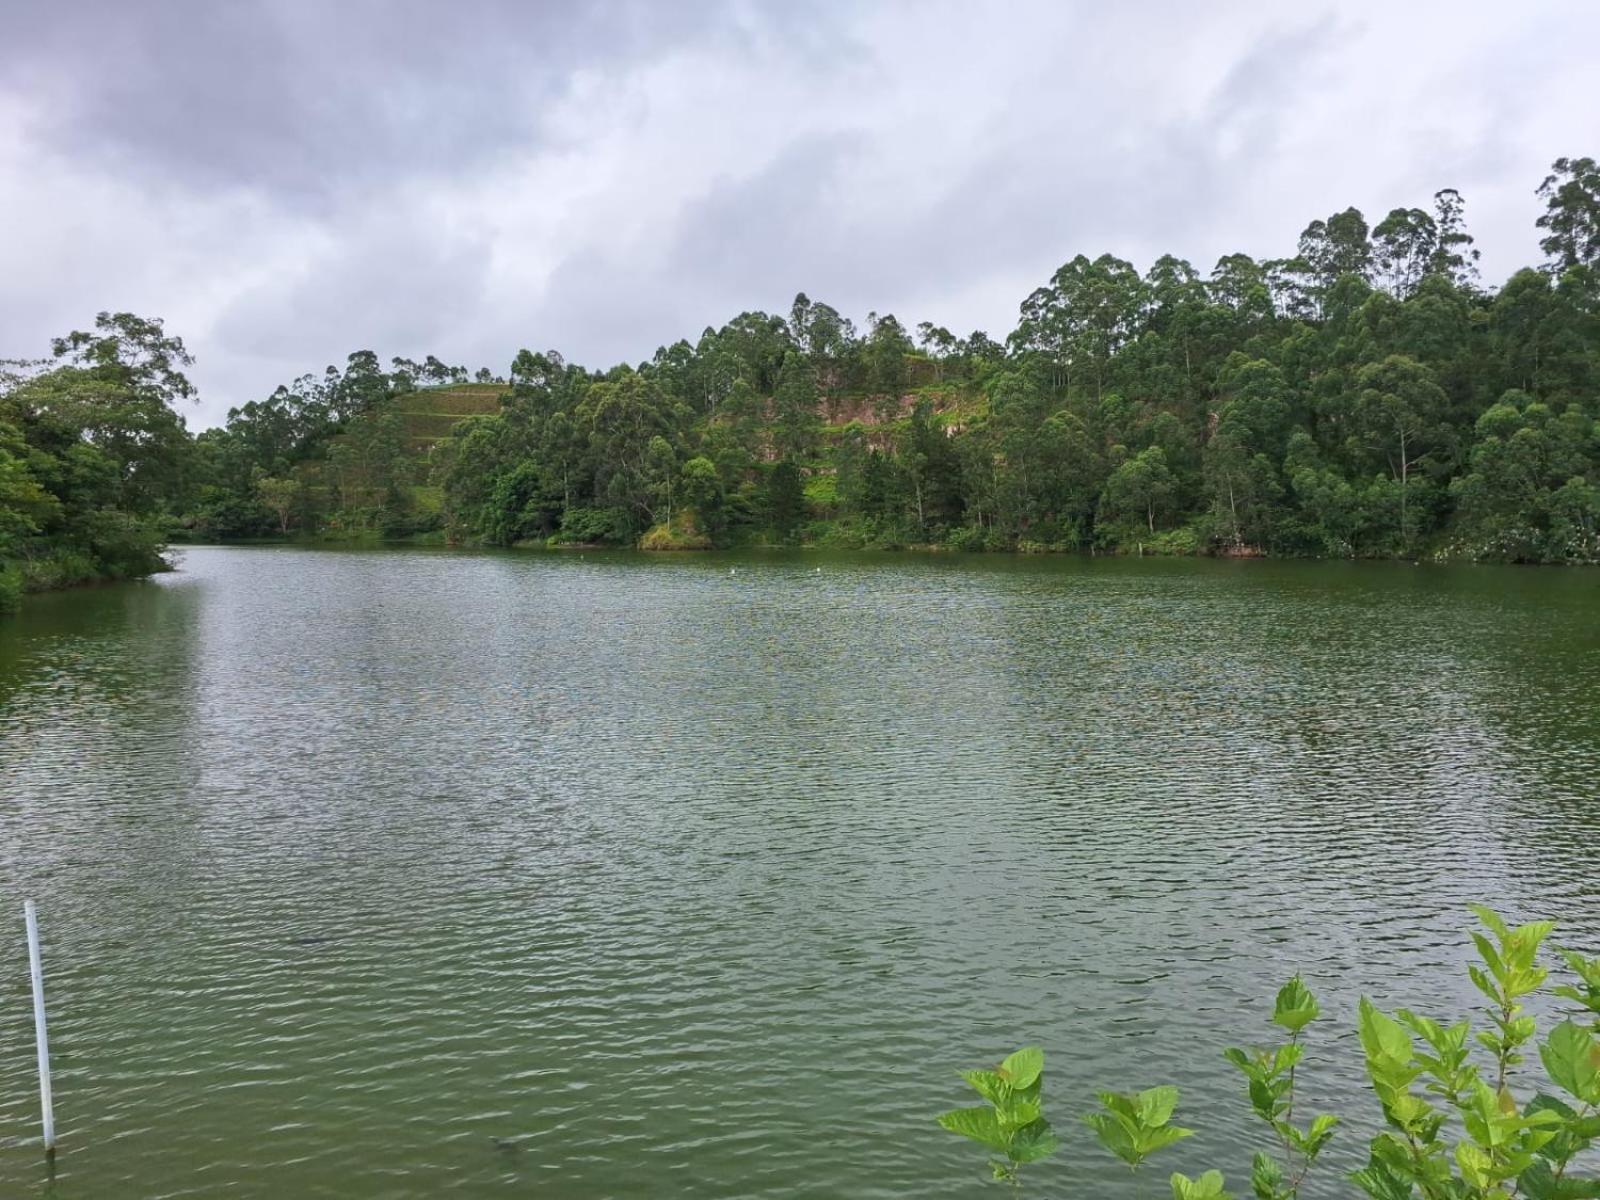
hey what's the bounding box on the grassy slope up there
[392,382,506,451]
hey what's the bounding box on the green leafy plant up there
[1084,1085,1194,1171]
[1224,975,1339,1199]
[938,1046,1061,1186]
[1553,947,1600,1033]
[1352,907,1598,1200]
[1171,1169,1235,1199]
[1469,904,1555,1093]
[940,906,1600,1198]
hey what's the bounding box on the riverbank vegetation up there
[4,157,1600,609]
[184,157,1600,563]
[0,314,194,610]
[939,907,1600,1197]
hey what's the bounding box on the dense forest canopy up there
[4,157,1600,609]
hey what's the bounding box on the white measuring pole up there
[24,900,56,1153]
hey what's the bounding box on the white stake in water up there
[24,899,56,1153]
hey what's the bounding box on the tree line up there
[4,156,1599,607]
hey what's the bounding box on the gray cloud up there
[1,0,1596,427]
[0,0,723,205]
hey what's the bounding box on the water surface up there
[2,546,1597,1197]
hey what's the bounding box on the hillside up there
[391,382,506,451]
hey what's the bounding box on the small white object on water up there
[24,900,54,1153]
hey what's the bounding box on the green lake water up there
[1,546,1597,1197]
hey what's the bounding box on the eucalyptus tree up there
[1537,155,1600,272]
[1352,355,1452,548]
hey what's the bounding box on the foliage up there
[1,313,188,603]
[1084,1085,1195,1170]
[939,908,1600,1199]
[155,156,1597,558]
[1224,976,1339,1199]
[937,1046,1062,1186]
[9,156,1600,590]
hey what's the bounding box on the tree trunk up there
[1398,428,1409,547]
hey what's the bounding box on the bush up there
[554,506,632,545]
[939,906,1600,1197]
[22,548,101,590]
[944,524,990,552]
[81,509,167,577]
[0,562,21,614]
[638,520,712,551]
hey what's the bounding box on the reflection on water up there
[1,547,1597,1197]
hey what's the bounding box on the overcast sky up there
[1,1,1594,428]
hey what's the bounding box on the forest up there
[3,156,1598,609]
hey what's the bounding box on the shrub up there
[22,549,101,591]
[0,562,21,614]
[638,521,712,551]
[939,906,1600,1197]
[554,506,632,545]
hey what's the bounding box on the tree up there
[864,312,914,418]
[576,370,680,534]
[916,322,958,380]
[765,460,804,541]
[1536,156,1600,272]
[771,351,822,462]
[1353,355,1451,548]
[49,311,196,408]
[1292,208,1373,315]
[646,435,677,529]
[1099,446,1178,534]
[679,455,726,536]
[901,399,962,531]
[253,474,301,535]
[1428,188,1480,289]
[1014,254,1146,398]
[1372,207,1436,298]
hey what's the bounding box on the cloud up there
[1,0,1595,428]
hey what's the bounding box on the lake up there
[1,546,1597,1198]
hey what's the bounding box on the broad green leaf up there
[1351,1164,1411,1200]
[1456,1141,1494,1189]
[995,1096,1041,1130]
[1008,1118,1060,1164]
[1172,1169,1234,1199]
[1084,1111,1138,1166]
[999,1045,1044,1090]
[1359,997,1414,1065]
[1140,1123,1195,1156]
[1273,976,1320,1033]
[938,1105,1009,1153]
[1520,1157,1600,1199]
[1250,1150,1283,1197]
[1098,1090,1140,1122]
[1139,1084,1180,1126]
[1540,1020,1600,1103]
[1519,1159,1565,1200]
[1247,1077,1278,1120]
[960,1068,1009,1105]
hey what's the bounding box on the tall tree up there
[1536,156,1600,272]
